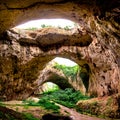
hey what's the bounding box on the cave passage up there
[38,82,60,94]
[34,57,90,96]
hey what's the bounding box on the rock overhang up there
[0,0,119,35]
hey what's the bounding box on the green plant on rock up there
[22,98,60,113]
[23,113,39,120]
[53,63,79,80]
[40,88,90,108]
[64,26,71,30]
[22,88,90,113]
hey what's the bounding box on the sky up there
[53,57,77,66]
[15,19,76,66]
[15,19,75,29]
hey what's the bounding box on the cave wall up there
[0,0,120,100]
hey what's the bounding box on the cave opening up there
[33,57,90,98]
[38,82,60,94]
[19,57,91,120]
[14,19,76,30]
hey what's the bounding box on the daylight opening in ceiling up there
[15,19,77,30]
[53,57,77,66]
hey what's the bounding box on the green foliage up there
[54,63,79,80]
[41,88,90,108]
[23,113,39,120]
[63,26,71,30]
[22,99,60,113]
[42,82,60,94]
[38,99,60,112]
[22,88,90,113]
[41,24,52,28]
[23,24,73,30]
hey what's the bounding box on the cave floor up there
[0,99,112,120]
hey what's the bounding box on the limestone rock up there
[0,0,119,104]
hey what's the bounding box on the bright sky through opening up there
[15,19,76,66]
[15,19,75,29]
[54,57,77,66]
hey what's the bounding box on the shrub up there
[23,88,90,112]
[53,63,79,80]
[40,88,90,108]
[22,98,60,113]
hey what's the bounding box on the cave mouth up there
[39,82,60,94]
[34,57,90,96]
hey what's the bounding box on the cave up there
[0,0,120,119]
[33,57,88,95]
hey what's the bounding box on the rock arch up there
[34,59,88,95]
[0,0,120,101]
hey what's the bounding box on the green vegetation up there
[40,88,90,108]
[41,24,52,28]
[63,25,71,30]
[42,82,60,93]
[22,99,60,113]
[23,88,90,113]
[23,113,39,120]
[24,24,72,30]
[54,63,79,80]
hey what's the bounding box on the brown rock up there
[0,1,119,118]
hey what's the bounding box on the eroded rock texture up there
[34,61,86,95]
[0,28,91,100]
[0,0,120,103]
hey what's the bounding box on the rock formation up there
[0,0,120,118]
[0,28,90,100]
[34,61,86,95]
